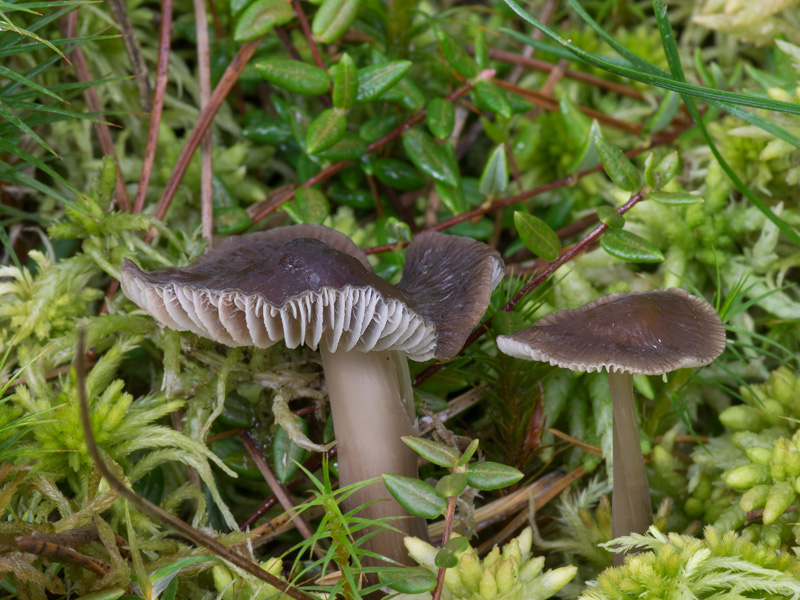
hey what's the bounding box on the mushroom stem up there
[319,346,430,569]
[607,370,653,564]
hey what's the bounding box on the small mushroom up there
[496,289,725,560]
[121,224,504,567]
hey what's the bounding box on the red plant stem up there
[431,496,458,600]
[293,0,324,70]
[133,0,173,214]
[413,190,646,386]
[484,47,645,101]
[250,72,493,223]
[364,118,693,255]
[145,38,264,242]
[193,0,214,243]
[60,11,131,212]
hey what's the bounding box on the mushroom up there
[120,224,504,568]
[496,288,725,560]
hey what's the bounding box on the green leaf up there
[359,113,399,142]
[436,29,477,78]
[234,0,295,42]
[214,206,252,235]
[474,81,511,119]
[284,187,330,224]
[435,181,466,215]
[559,96,592,148]
[306,108,346,155]
[458,439,479,466]
[383,473,448,519]
[426,98,455,140]
[242,110,292,145]
[600,229,664,263]
[474,29,489,70]
[382,216,413,244]
[315,133,366,161]
[514,211,560,261]
[595,136,641,191]
[373,158,427,190]
[465,462,523,491]
[402,129,458,186]
[644,151,678,190]
[356,60,412,103]
[273,416,310,482]
[148,557,224,586]
[381,568,437,594]
[255,58,330,95]
[378,76,426,110]
[567,119,602,173]
[479,144,508,196]
[332,53,358,109]
[435,547,459,569]
[436,473,468,498]
[328,182,373,209]
[402,436,459,467]
[596,206,624,229]
[311,0,361,43]
[647,191,703,205]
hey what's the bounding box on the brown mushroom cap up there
[121,225,504,361]
[496,288,726,375]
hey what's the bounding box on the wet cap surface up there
[496,288,726,375]
[121,225,504,361]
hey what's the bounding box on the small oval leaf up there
[595,136,642,191]
[436,29,477,78]
[514,211,560,261]
[381,568,437,593]
[436,473,468,498]
[474,81,511,119]
[214,206,252,235]
[435,547,459,569]
[427,98,455,140]
[402,129,458,186]
[234,0,295,42]
[459,439,479,466]
[466,462,524,491]
[373,158,427,190]
[479,144,508,196]
[596,206,624,229]
[242,110,292,145]
[255,58,330,95]
[600,229,664,263]
[306,108,347,155]
[403,436,460,467]
[435,181,466,215]
[383,473,448,519]
[356,61,412,103]
[284,187,330,224]
[311,0,361,43]
[648,191,703,205]
[333,53,358,109]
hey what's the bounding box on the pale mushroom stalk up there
[496,289,726,564]
[120,225,505,573]
[320,347,428,564]
[607,370,653,560]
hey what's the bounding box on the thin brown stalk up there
[494,79,643,134]
[365,116,694,256]
[431,496,457,600]
[107,0,151,110]
[193,0,214,243]
[145,38,264,242]
[486,48,646,101]
[60,11,131,212]
[293,0,324,70]
[250,72,493,224]
[132,0,173,214]
[239,432,321,549]
[75,330,315,600]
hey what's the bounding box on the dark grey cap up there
[496,288,726,375]
[121,225,504,361]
